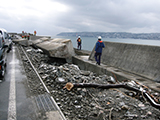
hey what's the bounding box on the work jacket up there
[77,38,82,44]
[95,40,105,53]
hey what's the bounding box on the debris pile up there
[20,46,160,120]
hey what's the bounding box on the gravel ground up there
[18,45,160,120]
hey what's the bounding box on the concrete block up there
[30,36,51,40]
[31,37,50,45]
[35,38,75,62]
[13,39,28,46]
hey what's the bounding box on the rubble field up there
[18,45,160,120]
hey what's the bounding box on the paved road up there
[0,45,66,120]
[0,46,39,120]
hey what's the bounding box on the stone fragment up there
[81,71,91,76]
[75,105,81,109]
[121,105,129,110]
[56,77,65,83]
[108,76,116,84]
[138,103,145,107]
[97,110,104,120]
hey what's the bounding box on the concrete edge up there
[72,55,160,92]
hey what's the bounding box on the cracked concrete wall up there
[89,41,160,80]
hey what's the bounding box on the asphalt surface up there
[0,46,41,120]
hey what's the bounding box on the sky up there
[1,0,160,36]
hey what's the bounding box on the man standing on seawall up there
[94,36,105,65]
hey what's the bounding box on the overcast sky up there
[1,0,160,35]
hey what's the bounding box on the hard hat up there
[98,36,102,39]
[78,36,80,38]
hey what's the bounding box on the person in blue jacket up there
[94,36,105,65]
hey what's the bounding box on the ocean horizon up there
[52,36,160,51]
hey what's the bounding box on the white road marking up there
[8,47,16,120]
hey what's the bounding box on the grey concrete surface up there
[13,39,29,46]
[32,38,75,63]
[30,35,51,40]
[89,41,160,81]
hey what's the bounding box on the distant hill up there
[57,32,160,40]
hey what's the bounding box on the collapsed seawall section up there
[31,37,75,63]
[89,41,160,80]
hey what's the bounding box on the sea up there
[52,36,160,51]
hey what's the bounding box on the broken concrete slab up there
[30,35,51,40]
[33,38,75,63]
[13,39,29,46]
[31,37,50,45]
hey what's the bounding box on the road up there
[0,46,40,120]
[0,45,66,120]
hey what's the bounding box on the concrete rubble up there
[32,37,75,63]
[12,35,160,119]
[13,36,75,63]
[18,46,160,120]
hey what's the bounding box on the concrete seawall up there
[89,41,160,80]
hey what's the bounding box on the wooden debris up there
[63,82,160,109]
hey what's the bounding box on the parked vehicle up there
[0,33,8,79]
[0,28,12,53]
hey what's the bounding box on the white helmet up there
[98,36,102,39]
[78,36,80,38]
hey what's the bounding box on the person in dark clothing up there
[77,36,82,50]
[94,36,105,65]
